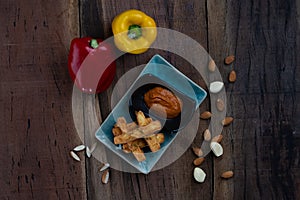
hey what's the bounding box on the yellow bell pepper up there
[112,9,157,54]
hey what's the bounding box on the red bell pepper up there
[68,37,116,94]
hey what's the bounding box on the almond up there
[73,145,85,152]
[192,147,203,157]
[208,59,216,72]
[203,129,211,141]
[193,157,205,166]
[70,151,80,162]
[86,147,91,158]
[212,135,223,143]
[200,111,212,119]
[101,169,109,184]
[222,117,234,126]
[229,70,236,82]
[225,55,235,65]
[221,170,234,179]
[193,167,206,183]
[216,99,225,111]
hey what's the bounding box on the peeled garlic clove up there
[209,81,224,93]
[210,142,223,157]
[193,167,206,183]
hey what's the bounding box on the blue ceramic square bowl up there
[95,54,207,174]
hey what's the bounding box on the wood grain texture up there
[1,0,300,199]
[0,0,86,199]
[208,0,300,199]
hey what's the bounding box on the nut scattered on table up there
[216,99,225,112]
[200,111,212,119]
[101,169,110,184]
[99,163,110,172]
[203,129,211,141]
[222,117,234,126]
[86,147,92,158]
[192,147,203,157]
[212,135,223,143]
[208,59,216,72]
[224,55,235,65]
[86,144,97,158]
[191,54,237,184]
[193,157,205,166]
[216,99,225,111]
[229,70,237,83]
[221,170,234,179]
[73,144,86,152]
[70,151,81,161]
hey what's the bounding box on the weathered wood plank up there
[208,0,300,199]
[79,0,211,199]
[206,1,235,199]
[0,0,86,199]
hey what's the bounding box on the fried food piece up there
[131,117,161,138]
[136,111,152,126]
[114,120,162,144]
[113,112,165,162]
[155,133,165,144]
[131,147,146,162]
[114,133,136,145]
[135,111,163,152]
[112,127,123,136]
[145,135,160,152]
[126,121,138,131]
[122,139,147,153]
[134,111,164,152]
[114,118,138,134]
[127,141,146,162]
[116,117,128,133]
[122,133,164,153]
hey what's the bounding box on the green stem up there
[90,39,99,49]
[128,25,142,39]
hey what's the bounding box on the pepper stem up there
[90,39,99,49]
[128,25,142,39]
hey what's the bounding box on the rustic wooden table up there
[1,0,300,199]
